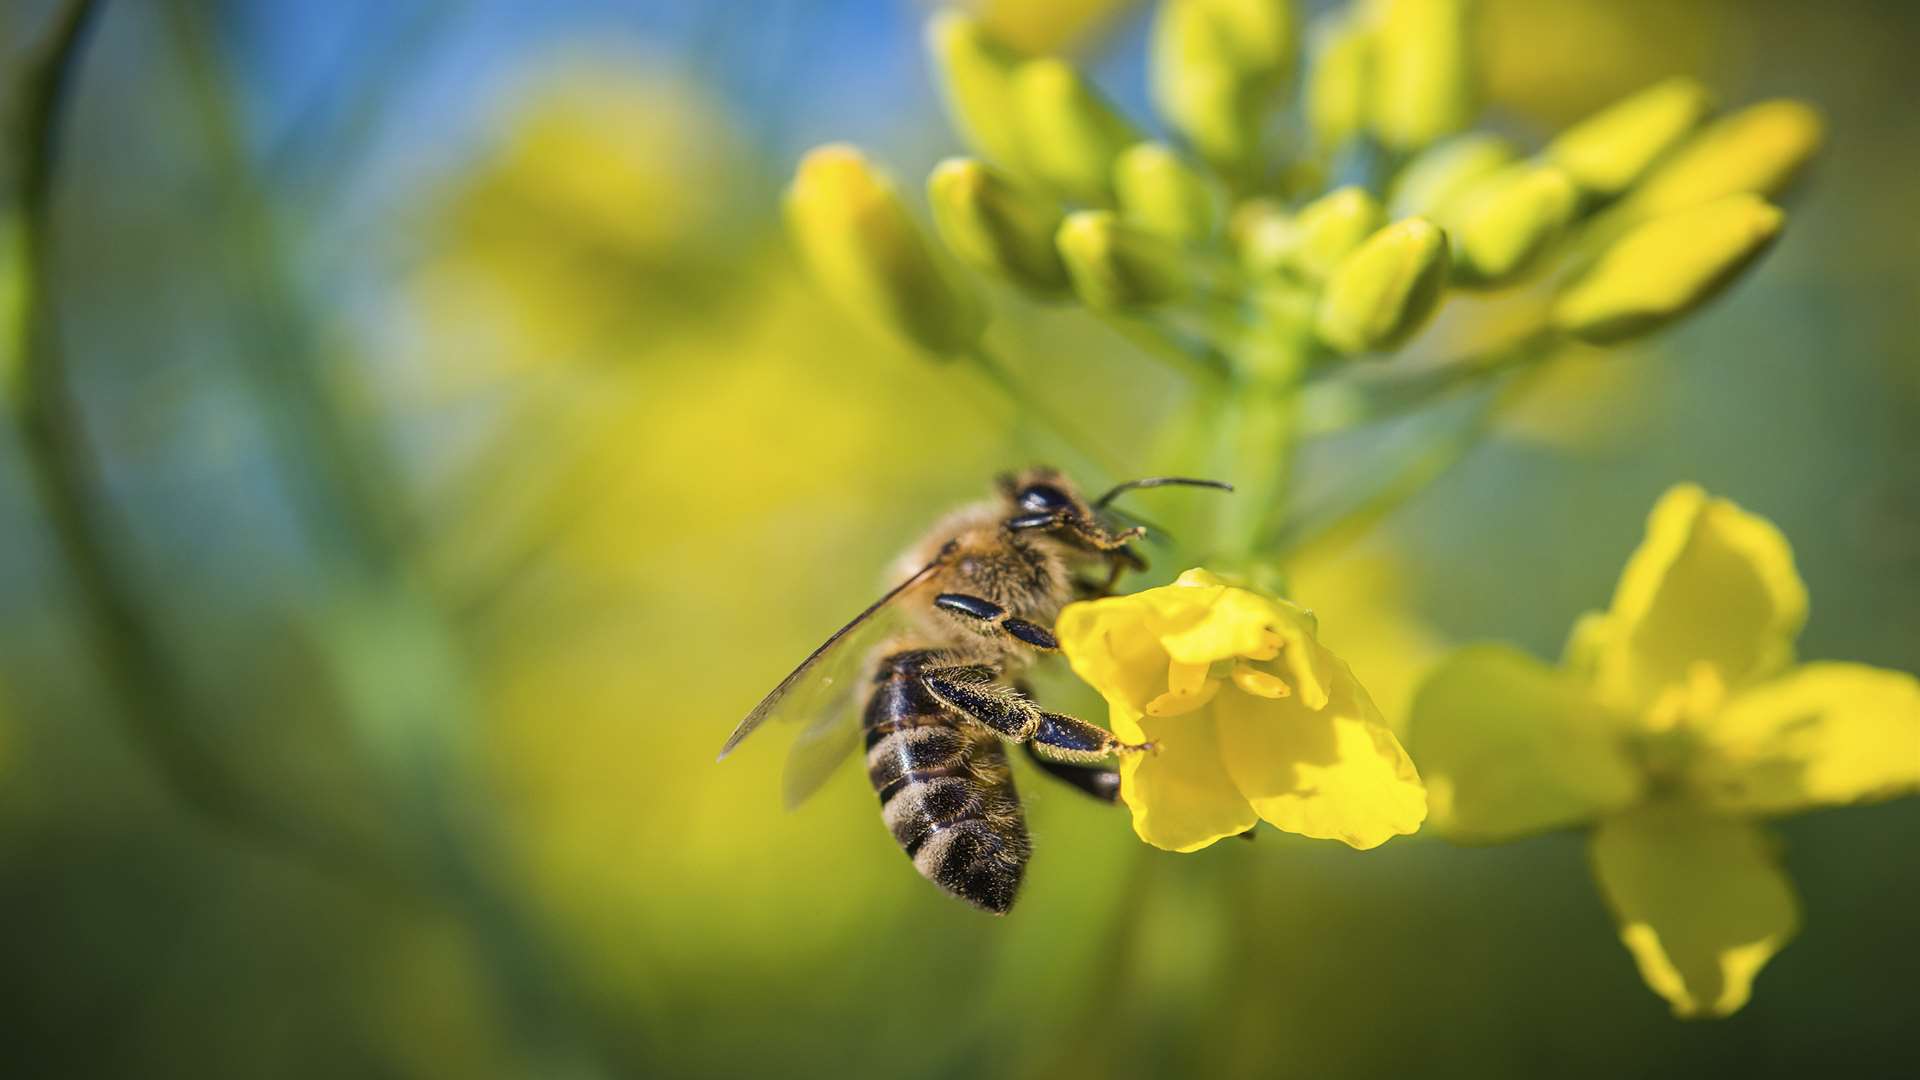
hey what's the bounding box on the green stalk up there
[153,2,611,1071]
[1211,314,1311,571]
[5,0,408,883]
[1217,372,1301,563]
[966,343,1127,481]
[1274,364,1550,561]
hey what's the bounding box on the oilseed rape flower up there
[1058,569,1426,853]
[1408,486,1920,1017]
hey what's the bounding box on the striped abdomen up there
[863,650,1029,914]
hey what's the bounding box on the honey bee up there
[718,468,1230,914]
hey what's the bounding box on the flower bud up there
[1150,0,1299,170]
[928,157,1070,297]
[1624,100,1823,218]
[786,144,984,357]
[1015,58,1140,205]
[1545,77,1712,199]
[1229,198,1294,276]
[1387,132,1515,219]
[1315,217,1450,355]
[1304,12,1372,153]
[1289,186,1385,282]
[1552,194,1784,344]
[1447,163,1578,286]
[1114,142,1221,243]
[926,13,1030,176]
[1368,0,1477,153]
[1057,209,1191,311]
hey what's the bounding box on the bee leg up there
[932,593,1061,652]
[1021,742,1121,803]
[920,664,1150,759]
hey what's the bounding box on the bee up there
[718,468,1230,914]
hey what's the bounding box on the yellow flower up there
[1408,485,1920,1018]
[1057,569,1427,853]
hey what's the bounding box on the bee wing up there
[716,552,946,762]
[779,683,865,811]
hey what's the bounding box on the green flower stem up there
[1217,370,1303,562]
[1296,325,1560,436]
[1273,363,1550,562]
[1094,309,1235,386]
[6,0,410,885]
[964,343,1127,481]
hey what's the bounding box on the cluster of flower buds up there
[785,0,1822,379]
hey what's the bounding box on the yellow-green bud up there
[1552,194,1784,344]
[1202,0,1299,73]
[1229,197,1294,276]
[1447,163,1578,286]
[1015,58,1140,205]
[1057,209,1190,311]
[1368,0,1476,153]
[926,13,1030,177]
[927,157,1070,297]
[1315,217,1450,355]
[1387,132,1515,219]
[1150,0,1298,171]
[1289,186,1385,282]
[1304,12,1372,152]
[1624,100,1823,218]
[786,144,984,357]
[1114,142,1220,243]
[1545,77,1713,199]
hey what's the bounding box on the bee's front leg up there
[933,592,1060,651]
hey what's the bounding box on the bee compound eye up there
[1017,484,1072,513]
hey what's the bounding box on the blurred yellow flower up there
[1058,569,1427,852]
[1409,485,1920,1017]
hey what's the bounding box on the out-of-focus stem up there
[6,0,409,885]
[1095,310,1234,386]
[1274,365,1549,561]
[1297,325,1560,437]
[155,2,611,1072]
[966,343,1126,481]
[1217,372,1301,561]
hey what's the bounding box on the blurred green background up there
[2,1,1916,1077]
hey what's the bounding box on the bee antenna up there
[1093,476,1234,510]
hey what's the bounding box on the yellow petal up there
[1153,577,1334,709]
[1691,663,1920,815]
[1055,598,1169,743]
[1413,641,1651,837]
[1407,645,1643,841]
[1589,805,1798,1018]
[1596,484,1807,713]
[1215,649,1426,849]
[1120,712,1259,852]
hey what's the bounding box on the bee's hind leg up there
[919,662,1152,758]
[1022,742,1121,803]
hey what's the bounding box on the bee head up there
[996,468,1234,550]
